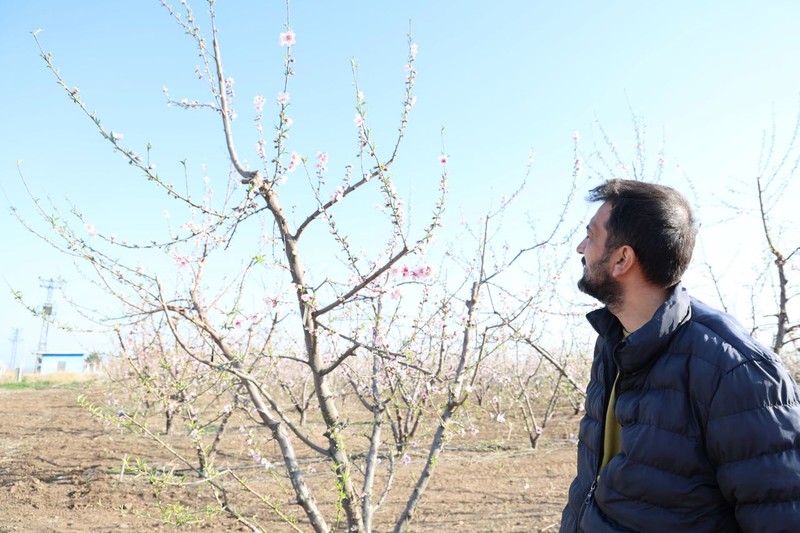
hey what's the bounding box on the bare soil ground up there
[0,386,579,532]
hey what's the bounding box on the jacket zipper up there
[576,337,625,531]
[576,478,597,531]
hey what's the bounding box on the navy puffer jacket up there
[560,284,800,532]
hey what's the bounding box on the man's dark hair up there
[588,179,697,288]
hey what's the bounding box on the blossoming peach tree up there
[15,1,586,531]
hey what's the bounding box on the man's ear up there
[611,245,636,277]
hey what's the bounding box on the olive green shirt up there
[601,331,628,469]
[601,371,622,468]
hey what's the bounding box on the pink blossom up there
[284,116,293,128]
[287,151,300,172]
[277,92,290,105]
[535,426,543,435]
[401,454,411,465]
[253,95,265,113]
[354,114,364,127]
[411,265,433,280]
[169,249,190,268]
[84,223,97,237]
[410,43,419,58]
[111,132,123,142]
[316,151,328,171]
[439,154,448,165]
[279,30,296,47]
[572,130,581,142]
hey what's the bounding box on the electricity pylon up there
[34,277,64,373]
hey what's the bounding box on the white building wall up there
[40,354,85,374]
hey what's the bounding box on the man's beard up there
[577,252,623,309]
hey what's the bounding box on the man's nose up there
[576,238,586,254]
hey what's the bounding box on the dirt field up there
[0,386,579,532]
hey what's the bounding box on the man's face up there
[576,202,623,307]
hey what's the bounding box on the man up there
[561,179,800,532]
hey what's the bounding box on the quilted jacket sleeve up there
[706,351,800,531]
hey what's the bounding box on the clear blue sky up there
[2,1,799,369]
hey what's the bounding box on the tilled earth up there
[0,387,577,532]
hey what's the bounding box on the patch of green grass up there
[0,380,52,390]
[0,379,93,390]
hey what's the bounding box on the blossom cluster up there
[391,264,433,280]
[239,426,275,470]
[286,151,300,173]
[169,248,191,268]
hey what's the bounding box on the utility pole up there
[34,277,64,373]
[9,328,22,370]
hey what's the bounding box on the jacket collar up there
[586,283,692,373]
